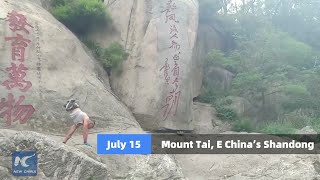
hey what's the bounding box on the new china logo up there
[12,151,37,176]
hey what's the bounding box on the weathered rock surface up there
[0,129,185,180]
[0,129,110,180]
[203,66,234,91]
[0,0,139,133]
[0,1,185,180]
[91,0,199,130]
[192,23,233,96]
[192,102,231,133]
[175,154,320,180]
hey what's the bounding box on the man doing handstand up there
[63,99,95,146]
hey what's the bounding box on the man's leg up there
[88,120,95,129]
[63,124,80,144]
[83,116,90,144]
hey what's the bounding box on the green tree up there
[51,0,111,35]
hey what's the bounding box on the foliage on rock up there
[50,0,111,35]
[82,38,128,75]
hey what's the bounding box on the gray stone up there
[192,102,231,133]
[0,0,139,134]
[0,130,110,180]
[0,1,185,180]
[91,0,199,130]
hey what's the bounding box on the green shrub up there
[259,122,296,134]
[101,42,128,75]
[82,39,127,75]
[50,0,65,7]
[216,106,238,121]
[196,88,217,104]
[51,0,111,35]
[282,113,313,129]
[232,118,254,132]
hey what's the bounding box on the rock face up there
[0,129,185,180]
[0,130,110,180]
[192,102,231,133]
[92,0,199,130]
[0,1,185,180]
[0,0,139,133]
[175,154,320,180]
[192,22,235,97]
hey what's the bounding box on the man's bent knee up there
[83,116,89,126]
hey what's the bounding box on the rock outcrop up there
[0,1,185,180]
[0,130,110,180]
[0,129,185,180]
[91,0,199,130]
[192,102,231,133]
[175,154,320,180]
[0,0,139,134]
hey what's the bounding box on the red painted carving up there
[165,14,179,23]
[173,52,180,60]
[11,46,26,62]
[172,61,179,77]
[160,0,182,119]
[162,0,177,15]
[170,33,178,39]
[162,91,181,120]
[160,58,170,84]
[0,93,35,126]
[170,83,179,93]
[2,63,32,92]
[169,40,180,50]
[6,10,33,34]
[5,34,31,48]
[170,25,179,34]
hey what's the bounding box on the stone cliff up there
[0,0,185,179]
[91,0,199,130]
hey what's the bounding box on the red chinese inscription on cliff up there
[6,10,33,34]
[160,0,182,120]
[0,93,35,126]
[3,63,32,92]
[1,10,35,126]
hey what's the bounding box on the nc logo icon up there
[12,151,37,176]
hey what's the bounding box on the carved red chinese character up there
[165,14,179,23]
[6,10,33,34]
[172,61,179,76]
[0,93,35,126]
[169,40,180,50]
[5,34,31,62]
[162,1,177,15]
[162,91,181,120]
[5,34,31,48]
[162,94,174,120]
[173,52,180,60]
[2,63,32,92]
[172,77,179,84]
[170,25,178,34]
[170,83,179,93]
[160,58,170,84]
[170,33,178,39]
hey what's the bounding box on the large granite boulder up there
[0,0,139,133]
[192,102,231,133]
[175,154,320,180]
[91,0,199,130]
[0,1,185,180]
[0,129,185,180]
[0,130,110,180]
